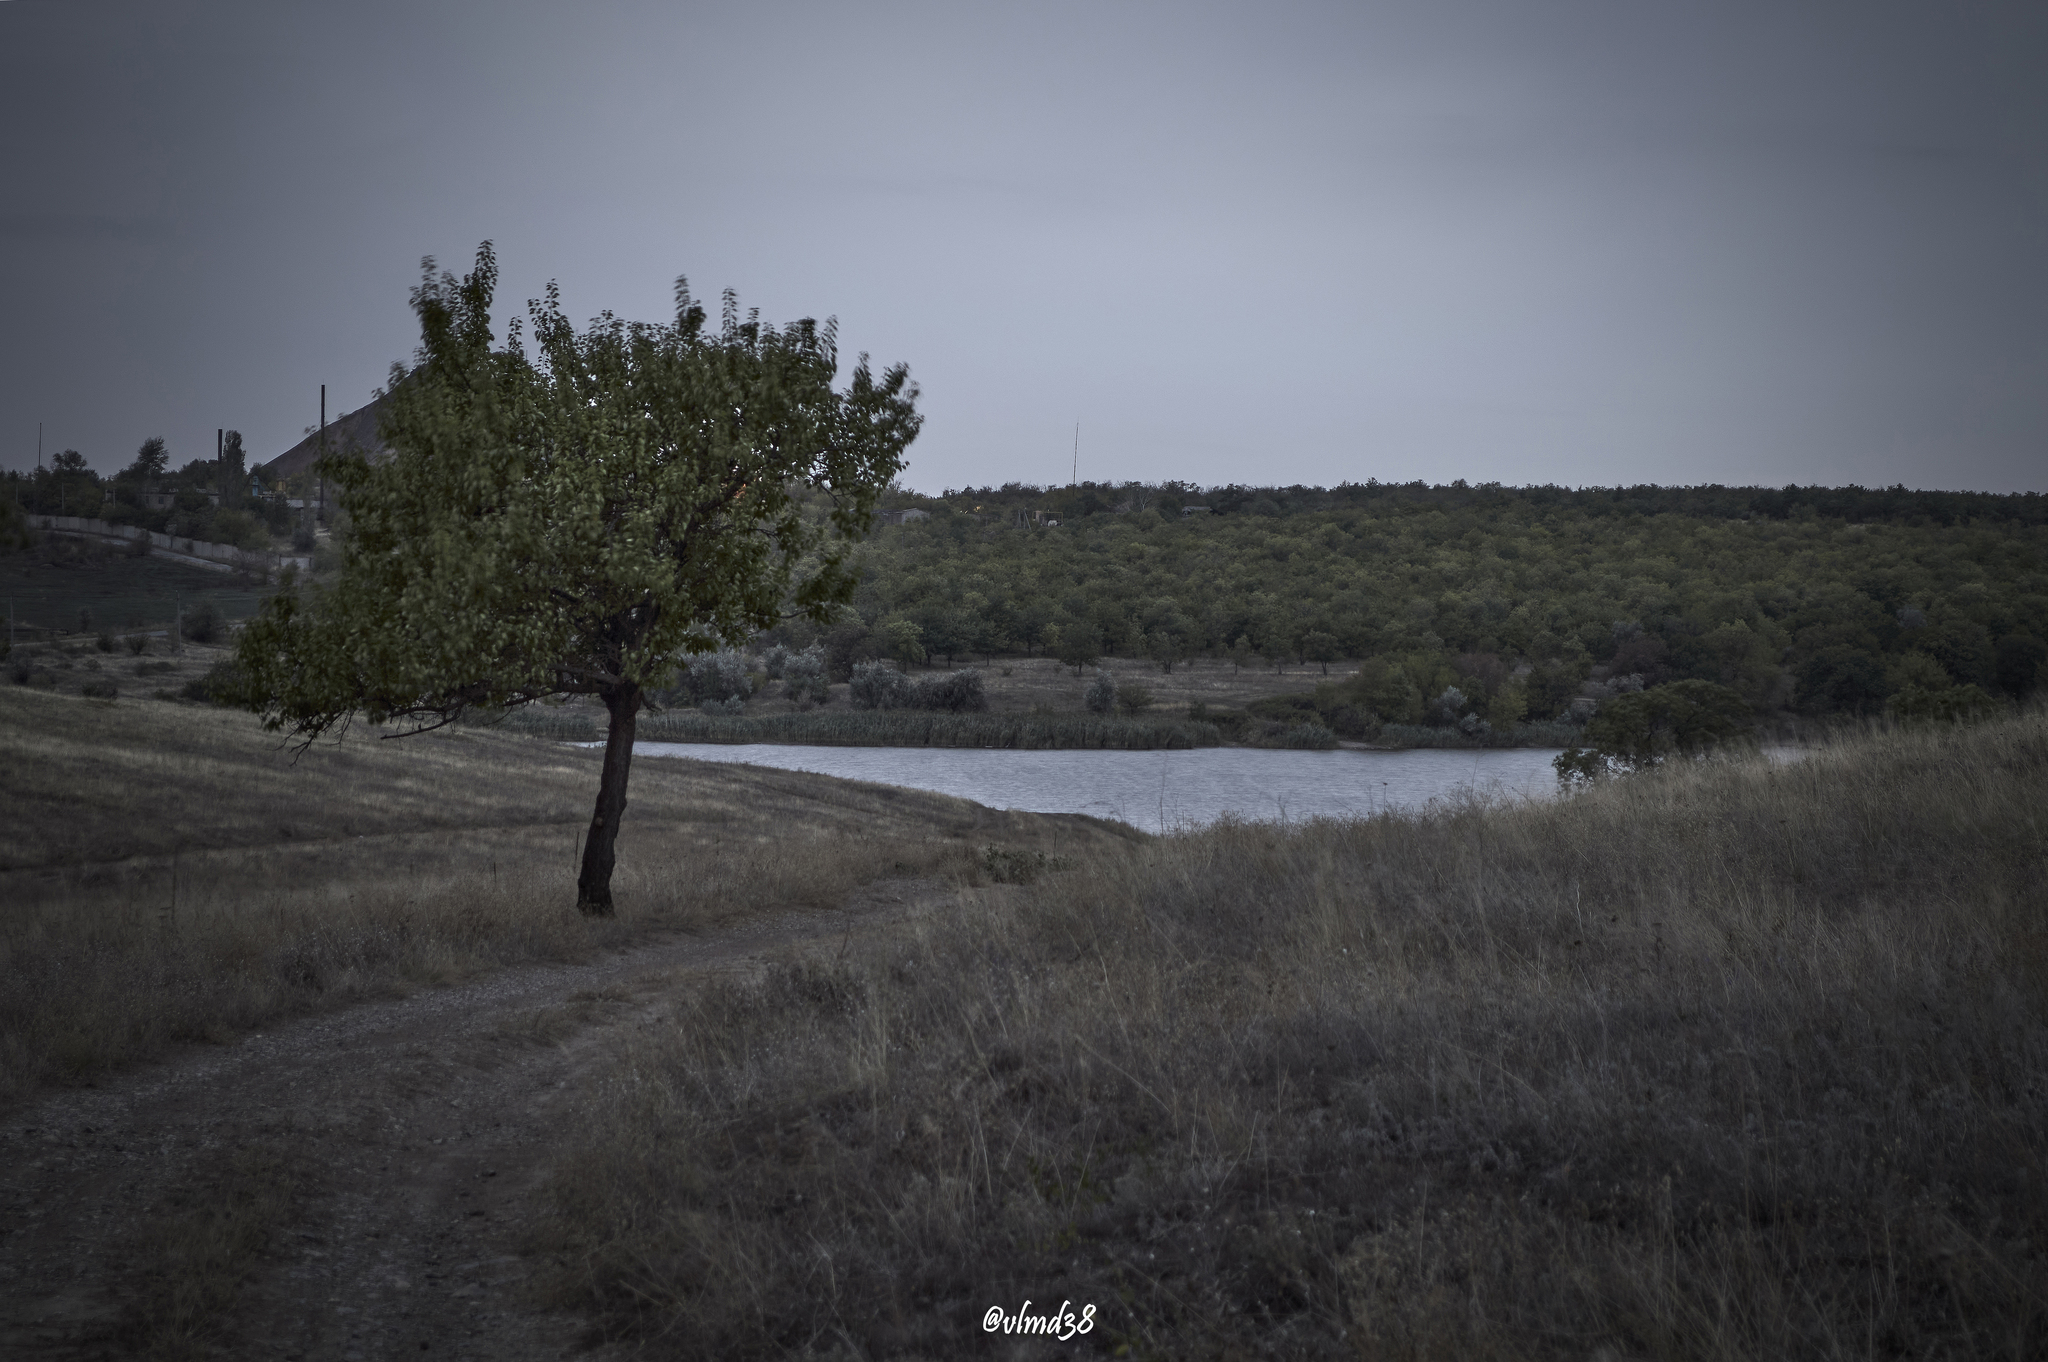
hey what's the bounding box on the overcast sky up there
[3,1,2043,493]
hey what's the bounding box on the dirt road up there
[0,880,944,1359]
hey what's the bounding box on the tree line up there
[753,478,2048,725]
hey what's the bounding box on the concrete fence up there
[28,515,313,577]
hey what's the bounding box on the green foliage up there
[658,649,753,709]
[232,244,918,913]
[235,243,918,741]
[877,616,926,669]
[780,645,830,706]
[848,660,986,712]
[127,437,170,481]
[1084,669,1117,714]
[1564,680,1754,779]
[1054,622,1102,674]
[182,659,246,705]
[209,508,267,552]
[0,498,36,552]
[914,667,987,712]
[181,600,221,644]
[1115,681,1156,716]
[841,480,2045,726]
[849,660,918,710]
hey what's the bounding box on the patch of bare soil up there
[0,879,952,1360]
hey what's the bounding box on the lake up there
[631,742,1567,833]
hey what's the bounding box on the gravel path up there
[0,880,945,1359]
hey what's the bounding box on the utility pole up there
[1072,422,1078,487]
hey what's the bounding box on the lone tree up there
[233,244,920,913]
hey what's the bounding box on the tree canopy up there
[234,243,920,912]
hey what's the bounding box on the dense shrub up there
[80,676,118,699]
[849,660,918,710]
[913,667,987,713]
[181,659,245,705]
[1084,669,1117,714]
[657,649,753,709]
[781,645,830,707]
[180,600,221,645]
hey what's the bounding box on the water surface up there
[632,742,1565,833]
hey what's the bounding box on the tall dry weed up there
[538,715,2048,1359]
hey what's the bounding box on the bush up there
[290,524,316,553]
[7,654,33,685]
[661,649,753,708]
[1116,681,1156,717]
[1891,682,2000,725]
[134,659,175,676]
[781,645,830,707]
[181,600,221,644]
[1327,704,1375,739]
[95,631,115,653]
[80,676,118,699]
[211,508,268,552]
[1567,679,1754,779]
[913,668,987,713]
[849,660,918,710]
[1085,669,1117,714]
[181,659,245,705]
[124,633,149,655]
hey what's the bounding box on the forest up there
[764,479,2048,729]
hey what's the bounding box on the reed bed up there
[485,705,1224,750]
[1375,718,1583,748]
[536,711,2048,1359]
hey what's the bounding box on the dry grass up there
[0,684,1122,1105]
[536,712,2048,1359]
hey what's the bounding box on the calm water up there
[631,742,1566,833]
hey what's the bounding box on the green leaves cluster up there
[1555,679,1754,782]
[235,244,920,739]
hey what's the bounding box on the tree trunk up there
[576,684,641,916]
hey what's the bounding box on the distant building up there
[877,508,930,526]
[1181,505,1211,517]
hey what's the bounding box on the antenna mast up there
[1071,423,1078,486]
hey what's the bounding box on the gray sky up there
[4,0,2044,493]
